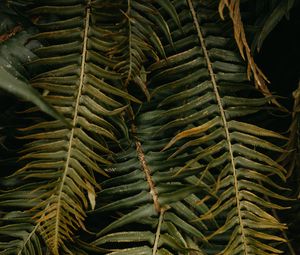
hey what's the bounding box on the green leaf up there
[0,67,66,123]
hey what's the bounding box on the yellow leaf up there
[86,180,96,210]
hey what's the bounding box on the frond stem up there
[187,0,248,253]
[152,208,165,255]
[133,125,161,212]
[128,105,160,213]
[17,222,40,255]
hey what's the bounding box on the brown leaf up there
[218,1,284,108]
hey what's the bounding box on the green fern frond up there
[0,211,43,255]
[0,183,44,255]
[158,1,288,254]
[10,1,140,253]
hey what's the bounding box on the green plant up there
[0,0,299,254]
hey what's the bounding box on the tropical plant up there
[0,0,299,254]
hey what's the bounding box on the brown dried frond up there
[218,0,280,106]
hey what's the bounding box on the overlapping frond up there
[110,1,161,84]
[84,0,290,254]
[95,0,174,100]
[90,119,211,254]
[87,2,212,254]
[88,0,288,254]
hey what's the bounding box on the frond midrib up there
[17,222,40,255]
[52,0,91,250]
[131,120,161,213]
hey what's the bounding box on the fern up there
[0,210,43,254]
[0,0,295,254]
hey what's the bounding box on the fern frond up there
[156,1,288,254]
[11,1,139,253]
[0,183,44,255]
[0,211,43,255]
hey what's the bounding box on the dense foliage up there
[0,0,299,254]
